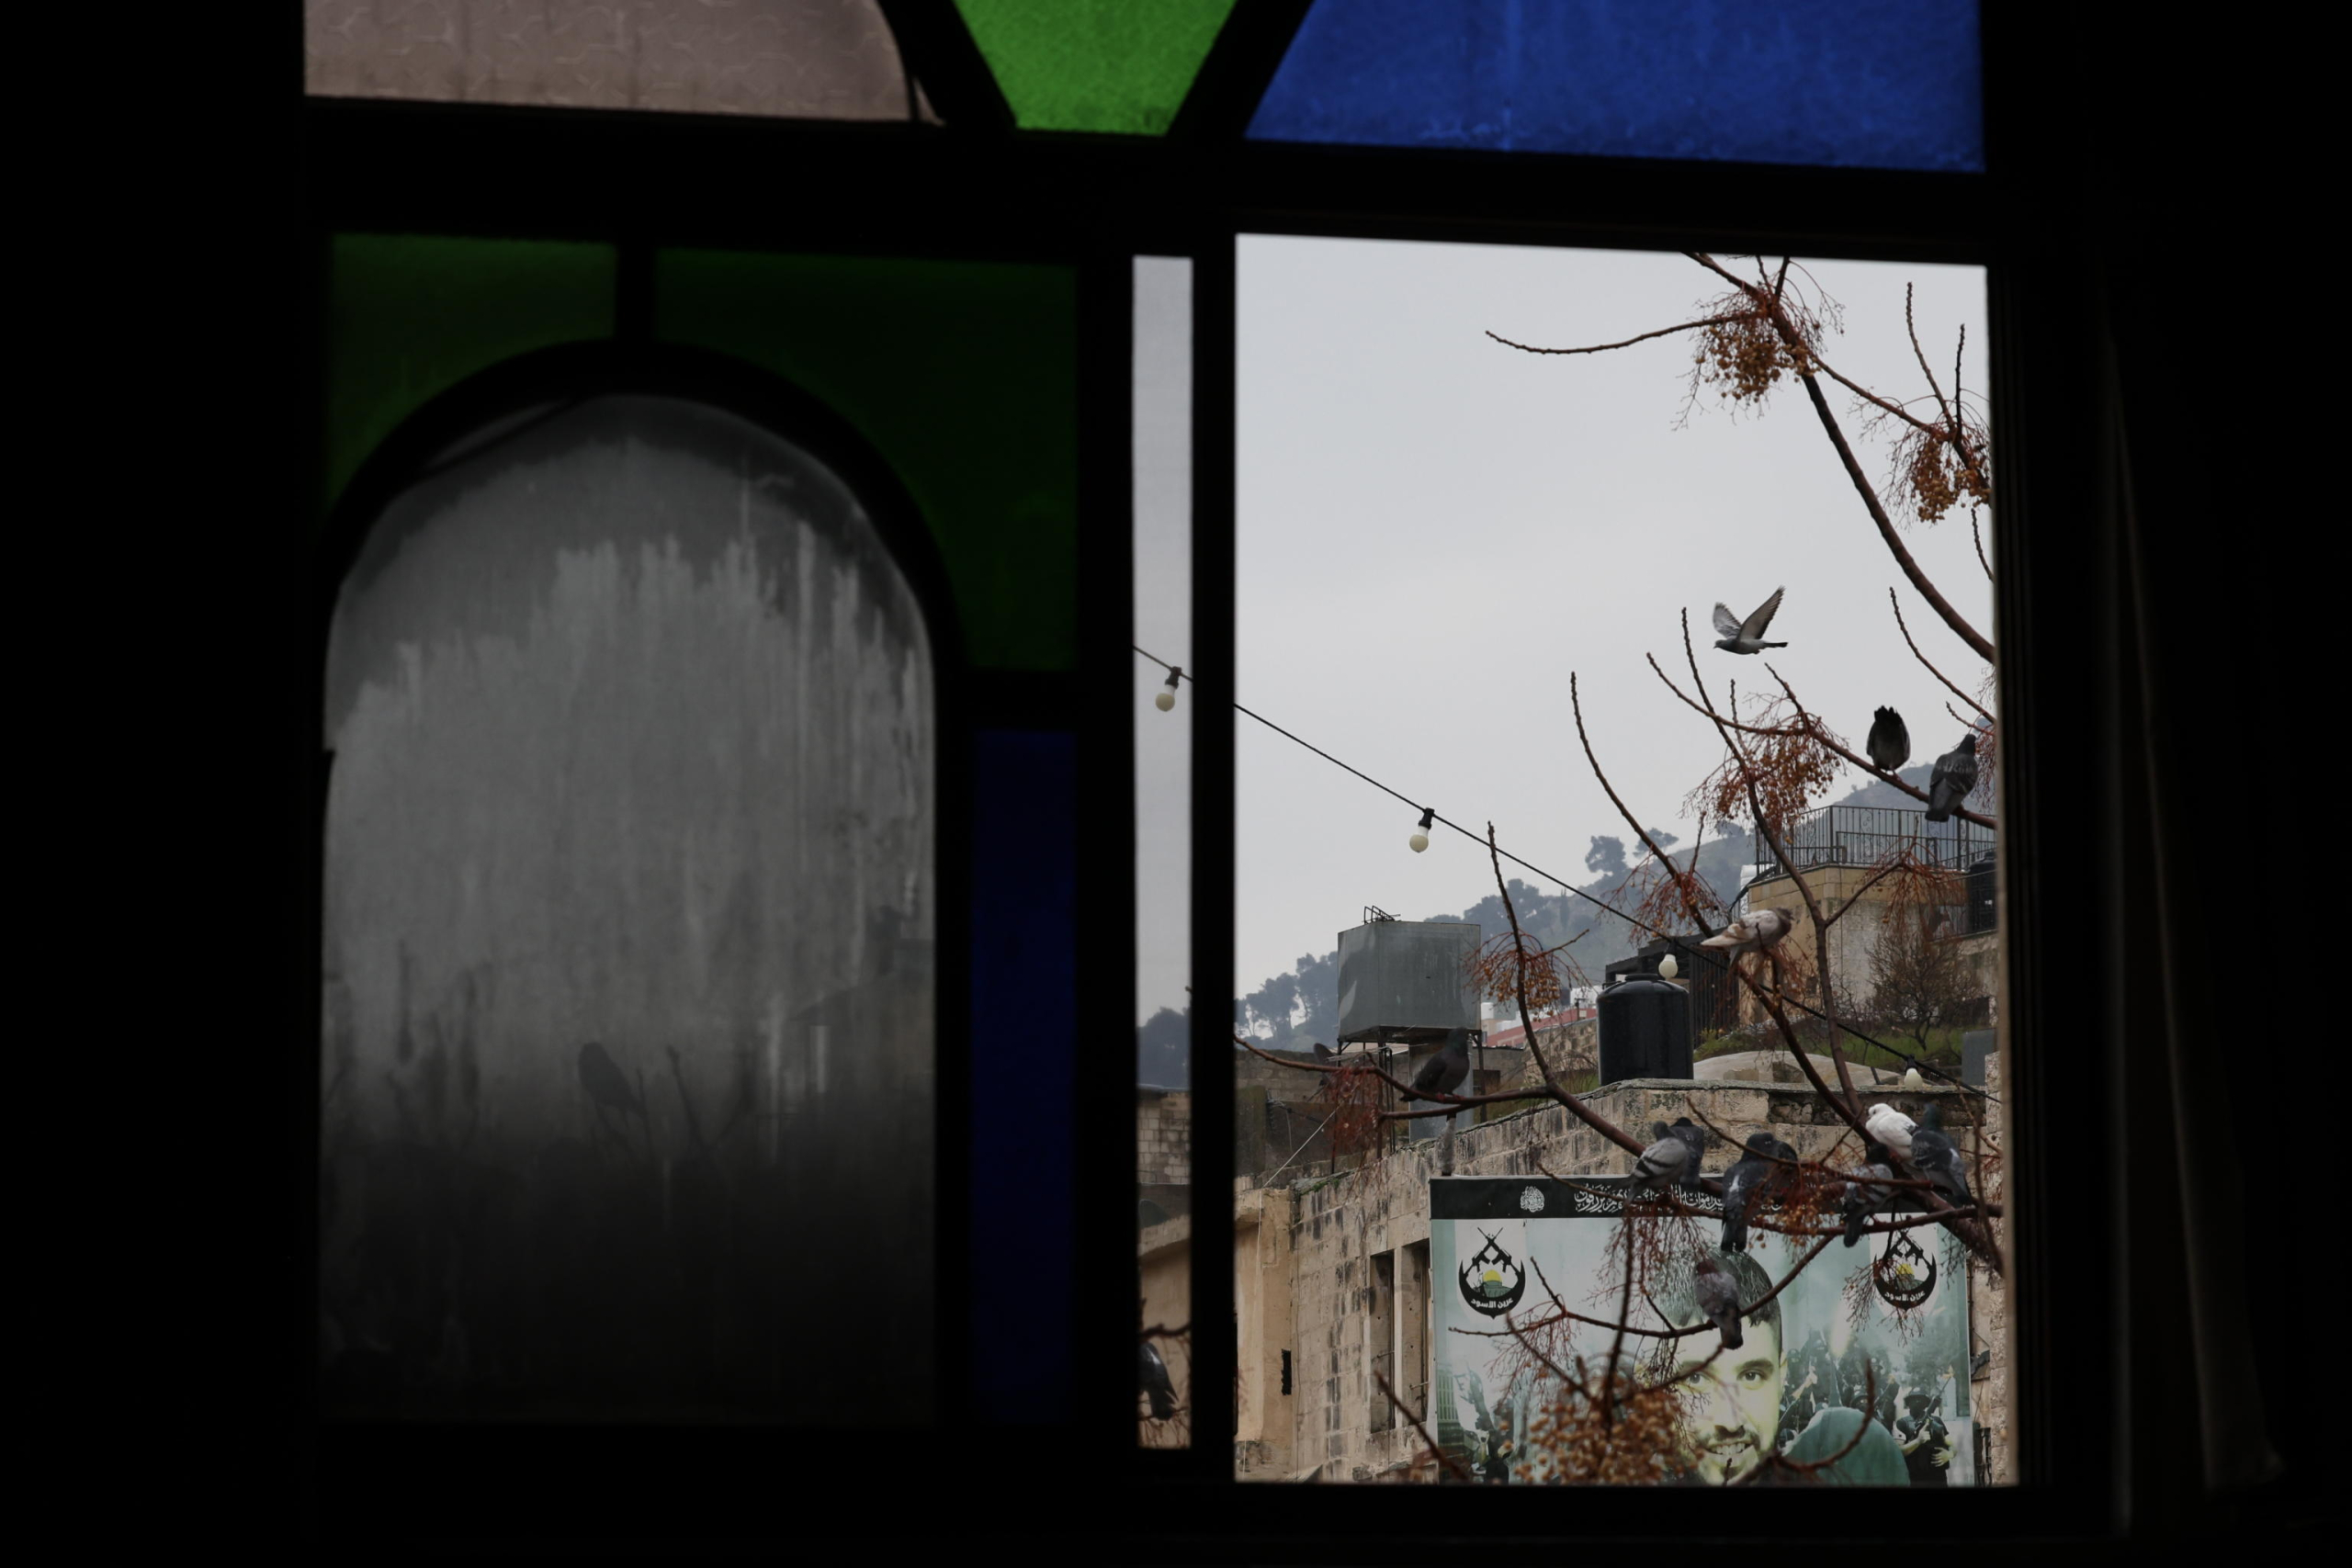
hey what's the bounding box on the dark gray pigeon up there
[1719,1133,1785,1253]
[1409,1027,1472,1103]
[1629,1117,1705,1194]
[1866,706,1911,773]
[578,1041,649,1154]
[1713,588,1789,654]
[578,1041,643,1117]
[1924,734,1979,823]
[1906,1102,1973,1208]
[1842,1140,1898,1248]
[1693,1256,1746,1349]
[1140,1339,1177,1420]
[1311,1042,1335,1064]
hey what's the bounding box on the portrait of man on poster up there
[1650,1248,1783,1486]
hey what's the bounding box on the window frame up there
[288,0,2121,1544]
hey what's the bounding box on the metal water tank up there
[1598,972,1692,1084]
[1335,919,1480,1044]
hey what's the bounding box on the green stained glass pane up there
[954,0,1237,134]
[326,234,614,514]
[656,251,1076,672]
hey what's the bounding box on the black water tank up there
[1599,973,1692,1084]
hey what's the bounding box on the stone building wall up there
[1137,1088,1192,1190]
[1736,864,1996,1025]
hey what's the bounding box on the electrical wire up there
[1136,644,1993,1102]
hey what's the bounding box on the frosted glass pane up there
[1250,0,1984,174]
[307,0,938,121]
[320,394,935,1422]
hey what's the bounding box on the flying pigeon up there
[1693,1256,1746,1349]
[1719,1132,1786,1253]
[1907,1102,1973,1208]
[1701,908,1796,954]
[1842,1143,1897,1247]
[1865,1102,1917,1163]
[1140,1339,1178,1420]
[1866,706,1911,773]
[1924,734,1980,823]
[1713,588,1789,655]
[1409,1028,1473,1103]
[1629,1118,1705,1194]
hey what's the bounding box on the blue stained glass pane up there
[968,728,1078,1422]
[1249,0,1983,173]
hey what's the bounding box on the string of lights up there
[1135,644,1993,1102]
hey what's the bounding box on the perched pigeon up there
[1630,1118,1706,1194]
[1140,1339,1178,1420]
[1693,1256,1746,1349]
[1902,1066,1926,1092]
[578,1041,643,1116]
[1410,1028,1473,1103]
[1701,908,1796,954]
[1311,1042,1335,1064]
[1719,1133,1786,1253]
[1713,588,1789,655]
[1924,735,1980,823]
[1842,1142,1897,1247]
[1865,1102,1917,1163]
[1907,1103,1973,1208]
[1866,706,1911,773]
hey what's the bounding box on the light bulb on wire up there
[1154,666,1182,712]
[1408,807,1434,854]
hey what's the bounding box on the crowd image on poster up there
[1430,1175,1975,1486]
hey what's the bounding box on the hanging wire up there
[1136,645,1992,1102]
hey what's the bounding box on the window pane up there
[1250,0,1984,173]
[1133,254,1193,1444]
[956,1,1235,134]
[655,250,1080,674]
[321,393,935,1421]
[1233,236,2005,1483]
[968,728,1079,1424]
[326,234,616,516]
[306,0,937,121]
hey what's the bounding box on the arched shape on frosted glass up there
[320,393,934,1422]
[306,0,939,122]
[1249,0,1984,174]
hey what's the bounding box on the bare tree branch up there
[1890,587,1994,723]
[1571,671,1713,934]
[1685,252,1996,662]
[1486,316,1748,356]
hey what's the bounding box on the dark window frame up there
[282,0,2139,1546]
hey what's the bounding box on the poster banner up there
[1430,1175,1975,1486]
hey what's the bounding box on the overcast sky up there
[1137,238,1992,1023]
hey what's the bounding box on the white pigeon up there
[1902,1066,1926,1092]
[1866,1102,1917,1161]
[1713,588,1789,654]
[1701,908,1796,953]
